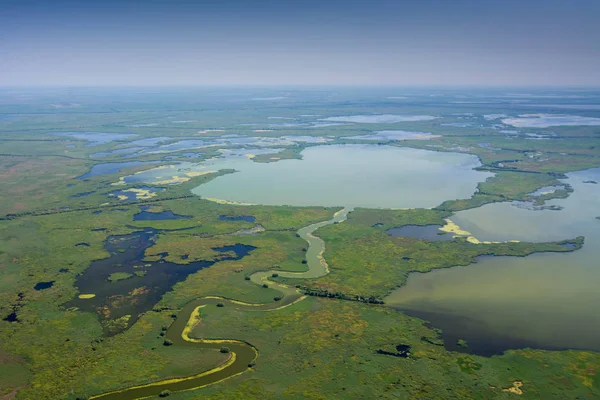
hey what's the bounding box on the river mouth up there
[385,168,600,354]
[64,229,255,335]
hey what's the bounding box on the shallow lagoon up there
[502,114,600,128]
[77,161,158,179]
[343,130,440,141]
[386,168,600,354]
[192,145,491,209]
[50,131,137,145]
[321,114,438,123]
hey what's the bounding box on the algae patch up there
[107,272,134,282]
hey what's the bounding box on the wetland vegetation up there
[1,87,600,399]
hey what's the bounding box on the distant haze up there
[1,0,599,86]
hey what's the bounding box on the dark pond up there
[77,161,158,180]
[219,215,256,223]
[376,344,411,358]
[34,281,55,290]
[92,210,103,215]
[71,191,95,198]
[386,225,454,241]
[133,210,192,221]
[63,229,255,335]
[3,312,18,322]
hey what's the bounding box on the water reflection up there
[386,168,600,354]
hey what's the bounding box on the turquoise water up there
[386,169,600,354]
[192,145,491,209]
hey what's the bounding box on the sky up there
[1,0,599,86]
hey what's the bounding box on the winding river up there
[91,207,352,400]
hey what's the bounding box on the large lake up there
[192,145,491,209]
[385,168,600,354]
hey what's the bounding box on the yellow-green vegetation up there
[152,231,311,308]
[172,296,600,399]
[2,90,600,400]
[107,272,134,282]
[0,349,30,397]
[0,155,90,215]
[346,207,450,230]
[2,307,229,400]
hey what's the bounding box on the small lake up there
[386,168,600,355]
[192,145,492,209]
[49,132,137,146]
[133,210,192,221]
[342,131,440,141]
[34,281,55,290]
[503,114,600,128]
[64,229,255,335]
[77,161,158,180]
[219,215,256,222]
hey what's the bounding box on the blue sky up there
[1,0,599,86]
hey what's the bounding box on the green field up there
[1,87,599,399]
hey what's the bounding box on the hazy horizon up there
[2,0,599,87]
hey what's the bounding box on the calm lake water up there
[386,168,600,354]
[192,145,491,208]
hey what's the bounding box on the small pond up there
[219,215,256,223]
[133,210,192,221]
[34,281,55,290]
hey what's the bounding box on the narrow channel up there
[91,207,351,399]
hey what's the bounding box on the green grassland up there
[283,208,583,299]
[1,88,600,399]
[175,296,599,400]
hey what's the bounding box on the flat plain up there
[1,87,599,399]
